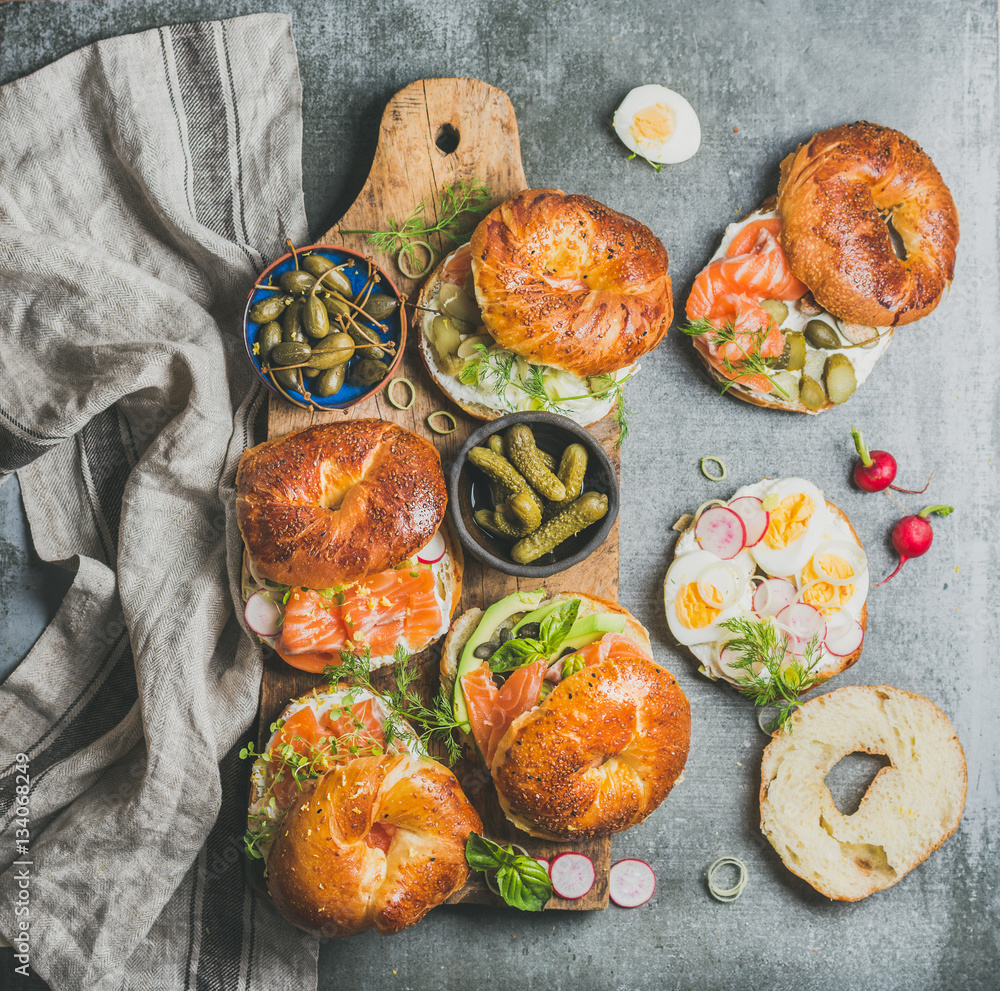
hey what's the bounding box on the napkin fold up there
[0,14,317,990]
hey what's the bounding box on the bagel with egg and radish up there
[237,420,462,673]
[439,589,690,841]
[683,122,959,413]
[665,477,868,688]
[247,683,481,937]
[416,188,673,427]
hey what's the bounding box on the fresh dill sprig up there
[681,317,788,398]
[341,179,492,270]
[459,344,634,447]
[720,616,823,734]
[324,646,464,765]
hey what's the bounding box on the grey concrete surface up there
[1,1,998,989]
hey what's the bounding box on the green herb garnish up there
[721,616,823,733]
[342,179,492,272]
[460,343,634,446]
[681,317,788,398]
[465,834,552,912]
[325,646,465,765]
[488,598,580,673]
[626,150,663,174]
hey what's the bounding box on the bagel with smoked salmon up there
[417,189,672,427]
[683,122,959,413]
[247,684,481,937]
[237,421,462,672]
[440,589,690,840]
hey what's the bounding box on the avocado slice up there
[511,598,566,633]
[453,588,546,730]
[548,613,627,660]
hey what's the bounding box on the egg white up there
[613,84,702,165]
[741,478,829,578]
[664,548,754,646]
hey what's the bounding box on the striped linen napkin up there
[0,14,318,990]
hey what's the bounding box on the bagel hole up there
[435,123,460,155]
[825,751,892,816]
[880,211,907,260]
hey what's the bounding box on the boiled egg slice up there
[664,549,753,646]
[748,478,829,578]
[799,538,869,618]
[613,84,702,165]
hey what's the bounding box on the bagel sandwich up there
[683,122,959,413]
[440,588,690,840]
[417,188,673,427]
[248,684,481,937]
[237,420,462,672]
[665,477,868,690]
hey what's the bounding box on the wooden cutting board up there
[259,77,620,910]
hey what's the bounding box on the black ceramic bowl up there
[448,411,619,579]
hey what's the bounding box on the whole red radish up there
[872,505,954,587]
[850,428,934,494]
[851,428,897,491]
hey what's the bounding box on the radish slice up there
[609,859,656,907]
[728,496,770,547]
[823,609,864,656]
[694,507,747,561]
[752,578,797,617]
[415,530,446,565]
[536,858,550,873]
[549,852,595,900]
[245,592,282,637]
[775,602,825,641]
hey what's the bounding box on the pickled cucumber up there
[511,492,609,564]
[504,425,566,501]
[467,447,543,518]
[823,353,857,405]
[504,490,542,533]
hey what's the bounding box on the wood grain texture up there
[260,78,618,910]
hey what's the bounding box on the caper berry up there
[256,321,282,361]
[803,320,841,350]
[313,364,347,397]
[279,269,316,293]
[282,299,308,343]
[348,359,389,387]
[248,294,291,324]
[361,294,399,321]
[270,341,312,366]
[310,332,355,369]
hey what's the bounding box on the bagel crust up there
[266,754,481,938]
[236,420,447,589]
[491,643,691,840]
[760,685,966,901]
[778,122,959,327]
[471,189,673,378]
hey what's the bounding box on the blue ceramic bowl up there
[243,244,406,410]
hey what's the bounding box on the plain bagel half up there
[760,685,966,901]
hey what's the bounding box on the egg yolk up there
[801,554,855,613]
[763,494,815,549]
[675,582,721,629]
[630,104,675,145]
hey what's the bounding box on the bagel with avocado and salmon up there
[440,589,690,840]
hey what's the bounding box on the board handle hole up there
[435,123,460,155]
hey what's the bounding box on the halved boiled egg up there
[748,478,829,578]
[664,549,754,646]
[800,539,868,617]
[613,84,702,165]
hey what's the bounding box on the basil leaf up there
[466,833,506,871]
[539,599,580,654]
[488,638,544,673]
[502,856,552,912]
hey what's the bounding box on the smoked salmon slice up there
[275,564,443,671]
[686,220,806,393]
[462,659,549,768]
